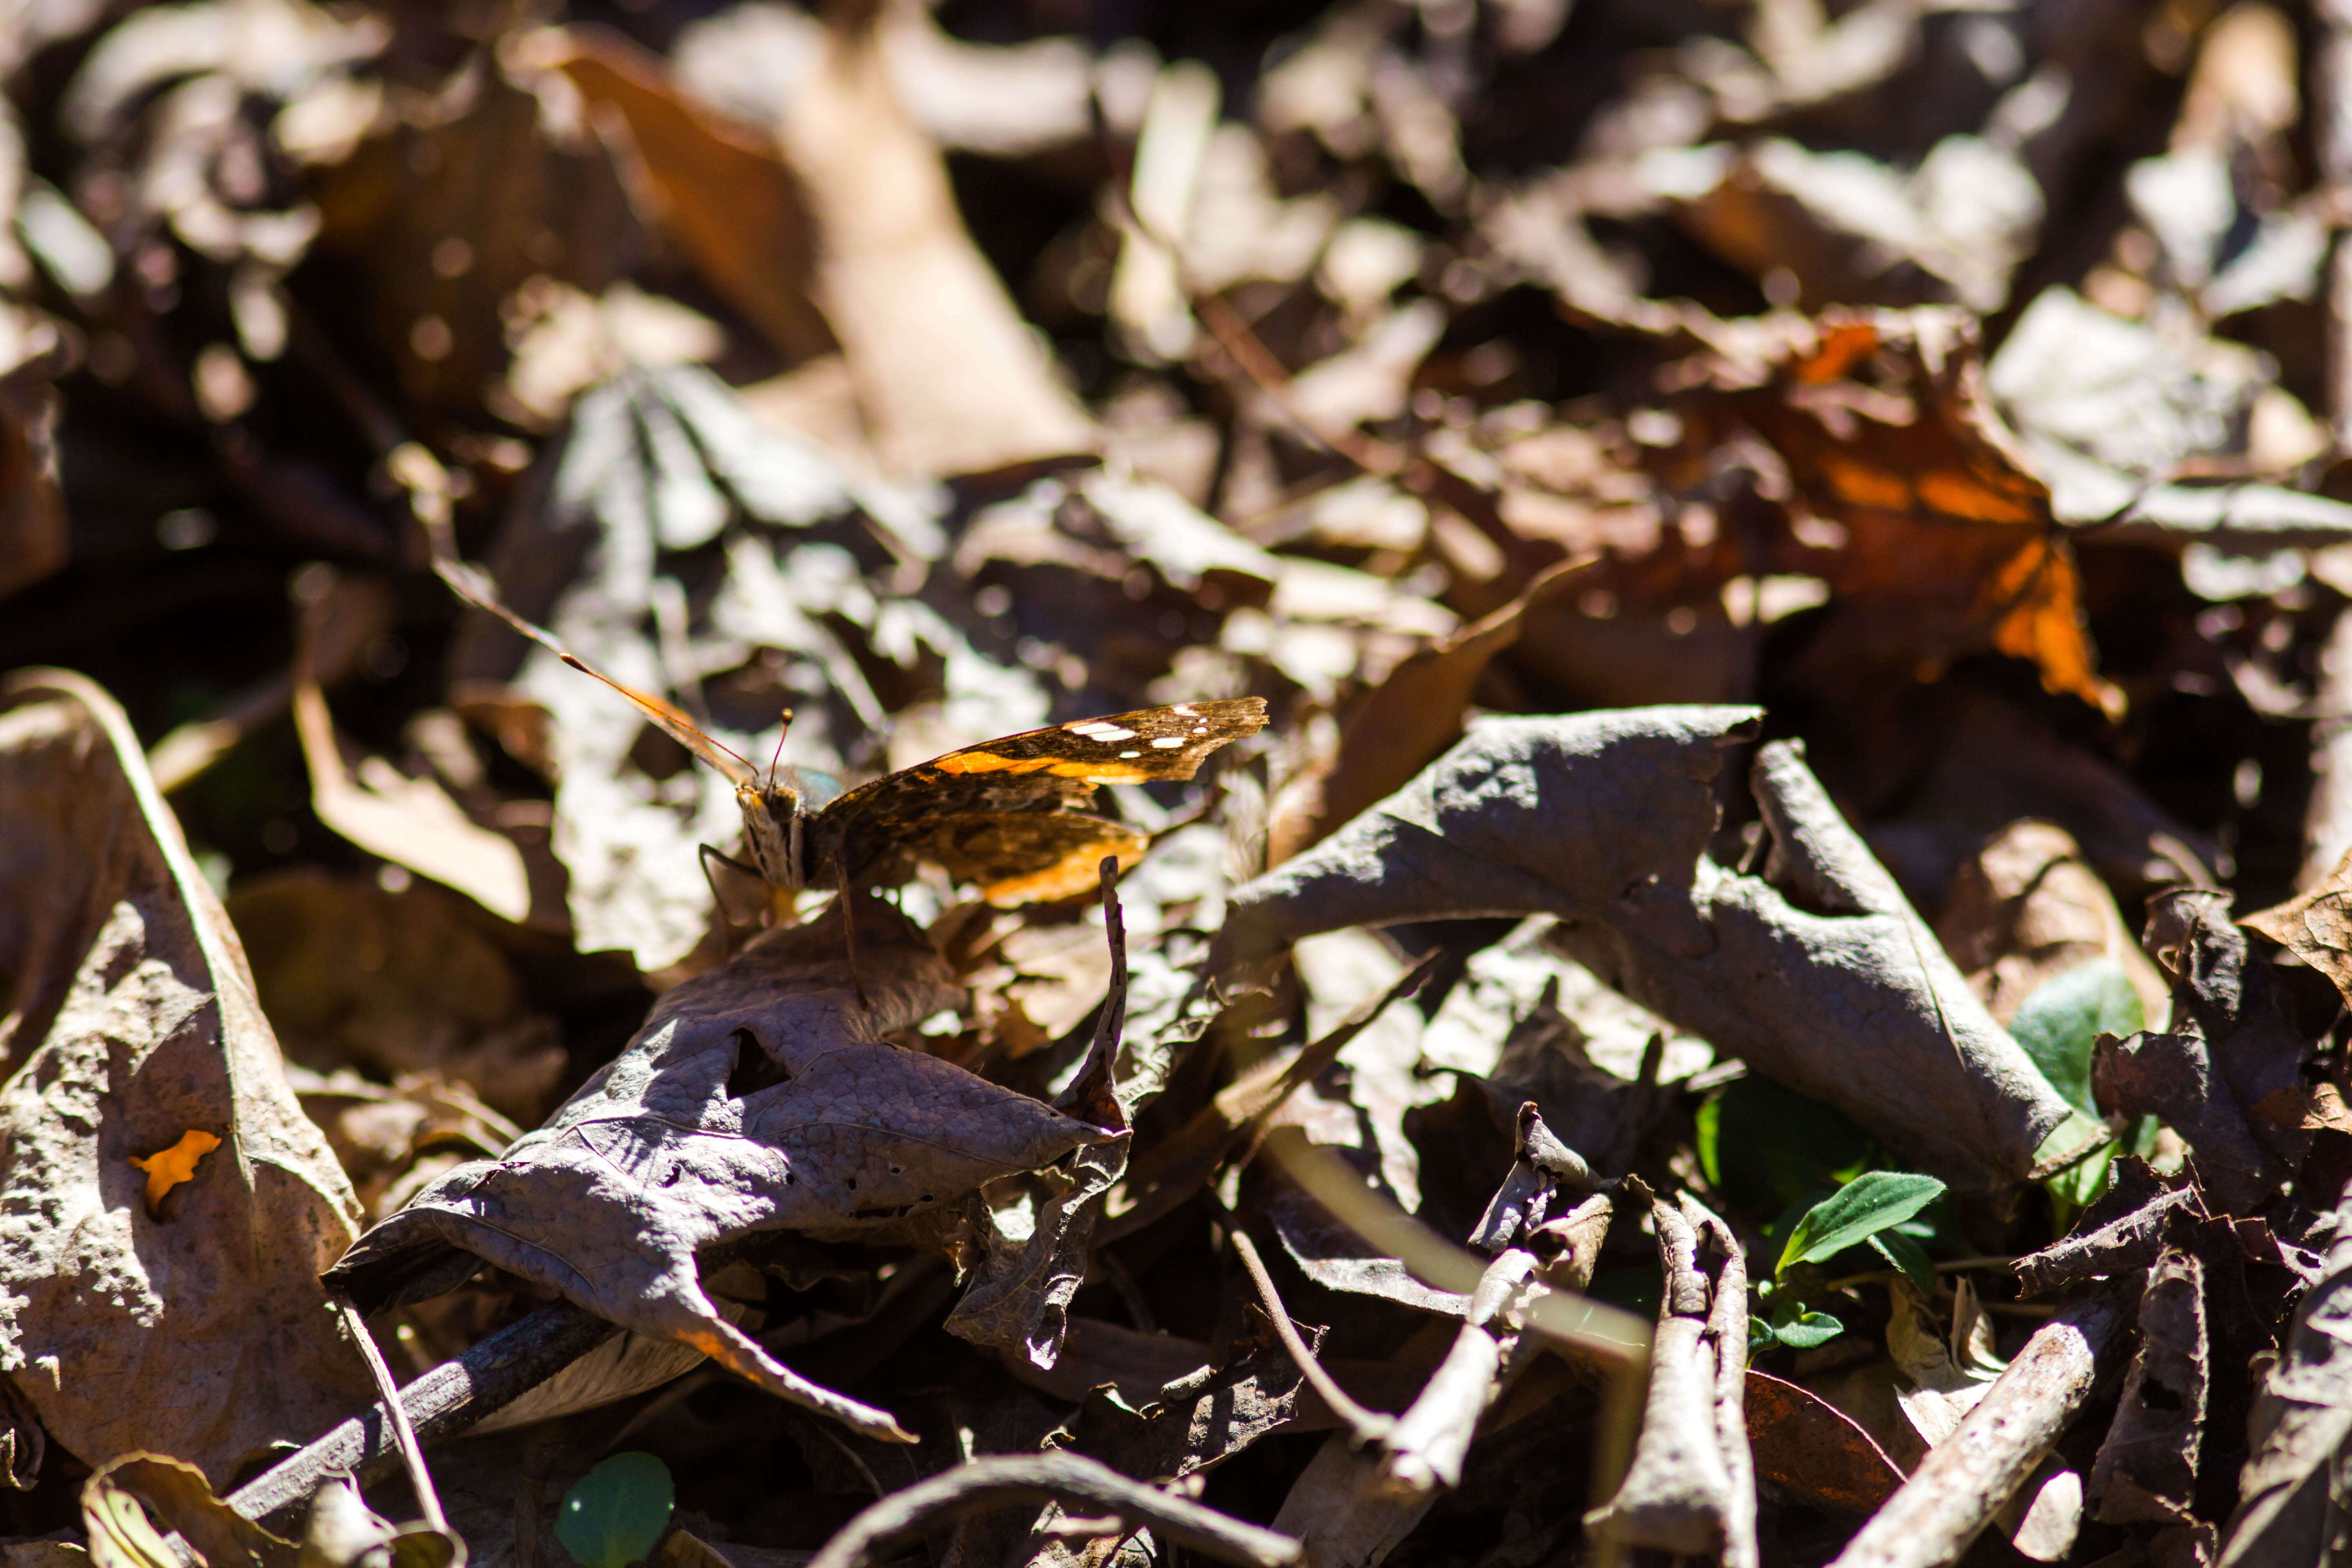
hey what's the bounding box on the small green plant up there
[1776,1171,1946,1275]
[1749,1171,1950,1352]
[557,1452,675,1568]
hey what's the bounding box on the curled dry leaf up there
[1217,706,2076,1186]
[292,584,533,925]
[327,893,1115,1440]
[2013,1157,2197,1298]
[0,670,373,1485]
[1584,1183,1746,1564]
[944,865,1133,1370]
[82,1453,297,1568]
[2093,1031,2287,1217]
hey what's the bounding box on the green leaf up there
[1695,1094,1724,1188]
[1707,1077,1875,1209]
[1869,1230,1936,1294]
[1778,1172,1947,1276]
[2008,960,2143,1116]
[557,1453,674,1568]
[1761,1302,1844,1350]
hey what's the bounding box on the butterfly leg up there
[835,857,872,1013]
[701,843,773,962]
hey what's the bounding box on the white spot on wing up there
[1151,736,1185,749]
[1069,722,1136,742]
[1119,750,1141,759]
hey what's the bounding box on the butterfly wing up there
[807,697,1267,898]
[906,813,1149,907]
[435,557,758,787]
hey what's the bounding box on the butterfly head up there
[734,706,820,889]
[736,776,808,889]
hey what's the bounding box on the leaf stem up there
[1228,1229,1395,1445]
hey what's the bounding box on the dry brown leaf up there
[1672,309,2116,714]
[309,58,637,420]
[1937,819,2171,1028]
[775,5,1097,477]
[0,669,373,1485]
[519,26,834,365]
[1264,555,1591,864]
[228,870,564,1126]
[1743,1370,1904,1514]
[292,594,533,925]
[2244,847,2352,1005]
[328,894,1114,1440]
[2251,1082,2352,1135]
[0,324,64,601]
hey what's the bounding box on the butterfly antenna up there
[767,707,793,786]
[432,556,762,782]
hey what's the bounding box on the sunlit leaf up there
[1778,1172,1947,1276]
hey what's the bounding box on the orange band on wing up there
[980,841,1146,906]
[931,753,1158,784]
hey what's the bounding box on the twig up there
[804,1454,1301,1568]
[1259,1129,1648,1367]
[1827,1290,2129,1568]
[227,1303,620,1530]
[1586,1189,1734,1563]
[1689,1195,1758,1568]
[1819,1256,2025,1293]
[1229,1230,1394,1446]
[1378,1248,1539,1499]
[330,1296,448,1533]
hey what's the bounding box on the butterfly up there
[437,559,1266,909]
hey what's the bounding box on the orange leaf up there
[129,1130,222,1216]
[1707,310,2119,715]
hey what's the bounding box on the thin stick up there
[228,1303,619,1530]
[1827,1290,2127,1568]
[805,1453,1301,1568]
[330,1296,448,1532]
[1229,1230,1394,1445]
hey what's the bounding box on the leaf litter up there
[13,1,2352,1565]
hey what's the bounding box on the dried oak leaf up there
[0,670,373,1485]
[1673,309,2115,715]
[327,894,1113,1439]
